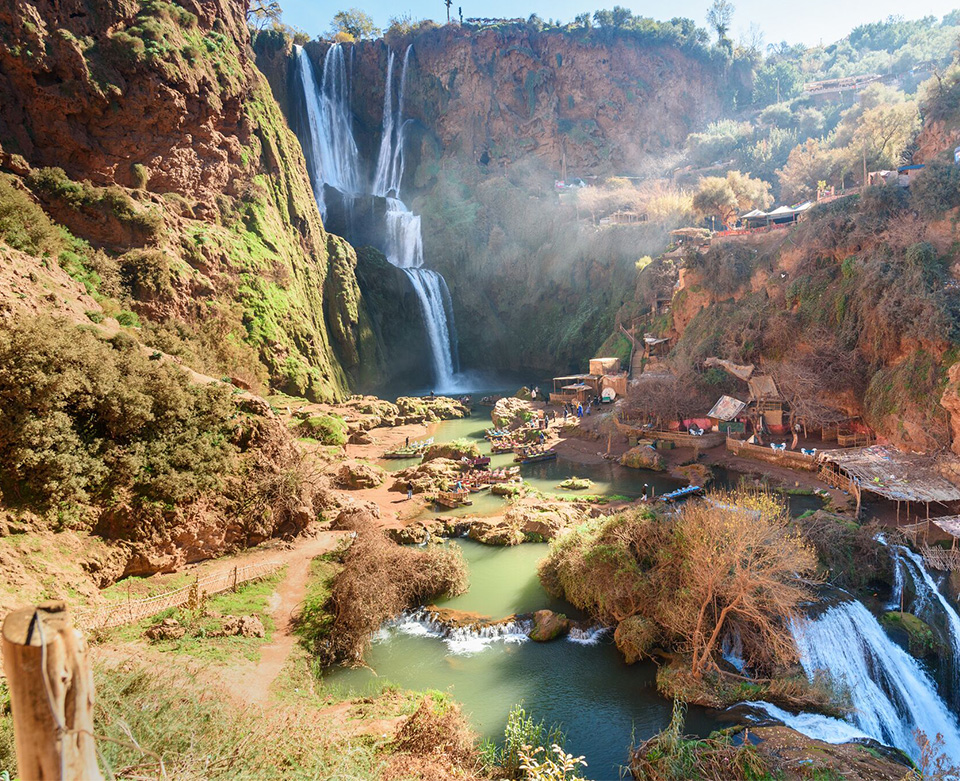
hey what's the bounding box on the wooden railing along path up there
[72,559,283,632]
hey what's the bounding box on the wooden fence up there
[72,559,283,632]
[726,437,818,471]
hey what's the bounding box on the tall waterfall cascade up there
[787,599,960,762]
[294,43,460,390]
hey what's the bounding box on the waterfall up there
[293,43,460,390]
[891,544,960,690]
[294,44,362,220]
[787,599,960,762]
[383,608,531,655]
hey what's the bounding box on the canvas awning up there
[562,383,591,391]
[932,516,960,538]
[748,375,780,400]
[818,446,960,503]
[707,395,748,421]
[602,388,617,401]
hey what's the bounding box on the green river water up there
[324,403,824,778]
[325,539,727,780]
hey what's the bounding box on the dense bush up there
[302,522,468,666]
[911,161,960,216]
[0,174,63,256]
[0,318,237,514]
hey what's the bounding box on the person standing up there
[407,482,414,500]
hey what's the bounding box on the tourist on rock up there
[407,482,414,500]
[577,403,583,418]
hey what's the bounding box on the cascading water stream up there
[294,42,459,390]
[294,44,362,220]
[782,599,960,762]
[372,46,459,390]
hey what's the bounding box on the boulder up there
[396,396,470,422]
[528,610,570,642]
[492,397,533,429]
[422,440,481,462]
[469,522,526,546]
[146,617,185,641]
[390,458,463,494]
[348,429,373,445]
[336,460,386,489]
[220,614,266,638]
[331,503,381,531]
[620,445,666,471]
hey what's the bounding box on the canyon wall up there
[257,26,739,373]
[0,0,384,399]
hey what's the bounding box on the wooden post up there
[2,601,103,780]
[232,566,239,593]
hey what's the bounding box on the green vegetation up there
[631,701,769,781]
[0,174,64,257]
[480,702,583,779]
[27,167,164,243]
[0,318,236,516]
[881,611,943,657]
[298,414,349,446]
[294,555,341,651]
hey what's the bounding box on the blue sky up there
[281,1,960,46]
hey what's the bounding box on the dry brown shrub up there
[314,525,468,665]
[385,697,481,781]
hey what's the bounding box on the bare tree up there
[655,491,818,678]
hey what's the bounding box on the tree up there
[850,101,921,171]
[692,170,772,228]
[444,0,452,23]
[706,0,734,47]
[752,61,803,107]
[329,8,380,40]
[593,9,614,28]
[574,12,592,28]
[655,491,818,678]
[247,0,282,31]
[611,5,632,28]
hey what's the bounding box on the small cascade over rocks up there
[293,42,460,391]
[381,607,531,655]
[567,625,610,646]
[788,599,960,763]
[889,543,960,690]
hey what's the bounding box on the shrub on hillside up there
[0,318,236,515]
[297,414,347,446]
[911,161,960,216]
[0,174,63,257]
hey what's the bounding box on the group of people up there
[562,400,592,419]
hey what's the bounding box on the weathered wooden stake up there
[2,601,103,780]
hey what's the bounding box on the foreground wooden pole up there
[2,601,102,780]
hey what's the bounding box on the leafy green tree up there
[911,162,960,216]
[329,8,380,40]
[611,5,632,27]
[574,12,591,28]
[752,61,803,106]
[693,170,772,228]
[592,8,614,28]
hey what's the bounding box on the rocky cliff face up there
[0,0,383,400]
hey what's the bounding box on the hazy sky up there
[281,1,960,46]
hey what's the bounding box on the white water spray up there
[786,599,960,762]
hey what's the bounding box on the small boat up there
[487,467,521,482]
[466,456,491,468]
[383,437,434,459]
[519,449,558,464]
[658,485,703,503]
[491,442,517,454]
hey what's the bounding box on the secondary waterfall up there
[294,42,460,390]
[788,599,960,763]
[891,543,960,697]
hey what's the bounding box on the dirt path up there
[221,530,349,705]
